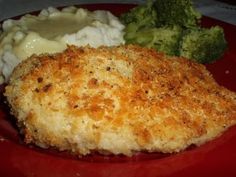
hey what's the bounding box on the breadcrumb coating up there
[4,45,236,156]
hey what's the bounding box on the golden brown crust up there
[4,45,236,156]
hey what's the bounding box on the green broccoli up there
[120,0,157,29]
[179,26,227,63]
[120,0,227,63]
[154,0,201,28]
[125,25,183,56]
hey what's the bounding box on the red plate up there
[0,4,236,177]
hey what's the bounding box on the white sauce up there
[0,6,125,83]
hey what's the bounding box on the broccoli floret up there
[125,25,183,56]
[179,26,227,63]
[120,0,157,29]
[120,0,227,64]
[154,0,201,28]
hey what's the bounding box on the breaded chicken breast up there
[4,45,236,156]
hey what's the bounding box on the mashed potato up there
[0,6,125,83]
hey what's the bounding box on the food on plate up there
[0,0,228,85]
[0,6,125,84]
[4,45,236,156]
[120,0,227,63]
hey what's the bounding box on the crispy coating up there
[4,45,236,156]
